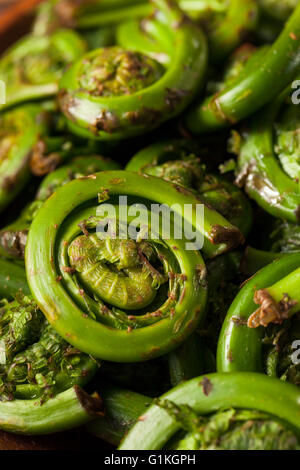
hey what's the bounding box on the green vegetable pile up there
[0,0,300,450]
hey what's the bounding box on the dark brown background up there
[0,0,42,51]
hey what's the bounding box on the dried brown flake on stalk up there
[210,225,245,250]
[58,89,76,116]
[78,220,89,237]
[61,266,76,274]
[235,162,252,188]
[247,290,297,328]
[227,349,234,363]
[210,92,237,125]
[30,140,61,176]
[199,377,213,396]
[74,386,104,417]
[173,184,191,196]
[0,229,28,259]
[232,316,247,326]
[98,188,110,203]
[95,111,120,134]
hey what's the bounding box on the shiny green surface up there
[58,0,207,140]
[26,170,224,361]
[0,29,86,110]
[185,3,300,133]
[0,386,101,435]
[119,372,300,449]
[217,254,300,373]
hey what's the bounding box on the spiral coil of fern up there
[119,372,300,449]
[0,155,120,260]
[33,0,147,36]
[184,3,300,134]
[233,85,300,222]
[217,253,300,386]
[58,0,207,141]
[56,0,258,65]
[25,169,244,362]
[0,29,86,111]
[126,139,252,237]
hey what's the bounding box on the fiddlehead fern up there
[185,3,300,134]
[233,87,300,222]
[119,373,300,449]
[69,0,258,64]
[32,0,147,35]
[0,294,99,402]
[28,120,119,177]
[58,0,208,140]
[126,140,252,236]
[0,265,101,433]
[115,1,258,64]
[217,254,300,386]
[25,170,209,362]
[199,0,258,62]
[0,29,86,110]
[25,170,244,362]
[0,155,120,260]
[0,104,50,213]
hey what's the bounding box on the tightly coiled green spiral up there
[233,86,300,222]
[25,170,244,362]
[0,29,86,111]
[58,0,208,140]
